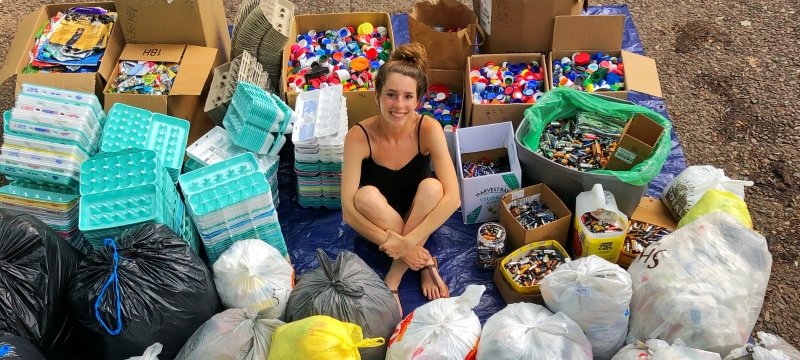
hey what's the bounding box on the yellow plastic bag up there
[678,189,753,229]
[268,315,384,360]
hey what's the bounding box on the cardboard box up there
[617,196,677,268]
[281,12,395,128]
[455,122,522,224]
[472,0,583,53]
[605,113,666,171]
[409,0,480,70]
[493,264,544,305]
[464,53,549,130]
[0,2,125,97]
[113,0,231,65]
[103,44,218,144]
[499,183,572,251]
[426,68,465,170]
[550,15,662,99]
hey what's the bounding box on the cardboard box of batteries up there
[617,196,677,268]
[499,183,572,252]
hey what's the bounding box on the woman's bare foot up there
[420,258,449,300]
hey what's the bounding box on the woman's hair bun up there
[390,42,428,70]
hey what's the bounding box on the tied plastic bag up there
[0,210,83,359]
[476,303,592,360]
[386,285,485,360]
[611,339,722,360]
[286,249,400,360]
[540,255,632,360]
[678,189,753,229]
[176,308,285,360]
[724,332,800,360]
[213,239,294,319]
[0,332,47,360]
[627,213,772,354]
[68,224,220,360]
[126,343,162,360]
[572,184,629,263]
[268,315,384,360]
[661,165,753,220]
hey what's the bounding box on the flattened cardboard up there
[281,12,395,128]
[606,113,665,171]
[499,183,572,251]
[551,15,662,98]
[0,2,125,97]
[464,53,549,130]
[409,0,479,70]
[493,264,544,305]
[617,196,677,268]
[472,0,583,53]
[427,68,465,169]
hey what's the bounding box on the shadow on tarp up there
[278,4,687,323]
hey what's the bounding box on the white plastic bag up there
[126,343,163,360]
[627,213,772,354]
[661,165,753,220]
[386,285,485,360]
[213,239,294,318]
[175,308,285,360]
[476,303,592,360]
[540,255,632,360]
[572,184,629,263]
[724,332,800,360]
[612,339,721,360]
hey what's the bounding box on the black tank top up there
[357,115,432,216]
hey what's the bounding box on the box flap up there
[97,19,126,81]
[171,46,218,96]
[0,9,48,84]
[411,0,477,29]
[626,114,664,147]
[621,50,663,97]
[631,197,677,230]
[119,44,186,62]
[553,15,624,51]
[479,0,583,53]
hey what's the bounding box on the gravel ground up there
[0,0,797,348]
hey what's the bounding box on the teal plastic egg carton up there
[2,133,90,163]
[101,103,189,182]
[179,153,261,205]
[0,162,80,191]
[0,181,78,205]
[19,83,105,119]
[79,184,171,231]
[5,111,100,153]
[79,149,176,204]
[184,158,205,173]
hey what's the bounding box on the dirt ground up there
[0,0,797,348]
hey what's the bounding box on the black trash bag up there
[0,332,47,360]
[68,224,220,360]
[286,249,401,360]
[0,210,83,358]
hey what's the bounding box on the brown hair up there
[375,42,429,99]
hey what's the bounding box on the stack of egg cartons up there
[0,84,105,253]
[185,126,280,207]
[231,0,294,93]
[78,149,198,252]
[204,51,271,125]
[223,81,294,157]
[179,152,287,264]
[292,85,347,208]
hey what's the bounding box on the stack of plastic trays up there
[0,182,92,254]
[100,103,190,183]
[223,81,294,156]
[78,149,198,251]
[231,0,294,92]
[179,153,287,264]
[185,126,281,207]
[204,51,271,125]
[292,86,347,208]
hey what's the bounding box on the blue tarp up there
[276,5,688,323]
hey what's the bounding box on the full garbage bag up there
[213,239,294,319]
[0,332,47,360]
[126,343,162,360]
[661,165,753,220]
[387,285,485,360]
[677,189,752,229]
[68,224,220,360]
[176,309,285,360]
[285,249,400,360]
[611,339,721,360]
[540,255,632,360]
[476,302,592,360]
[724,332,800,360]
[0,210,83,358]
[627,213,772,354]
[268,315,384,360]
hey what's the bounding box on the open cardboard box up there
[0,2,125,98]
[408,0,480,70]
[498,183,572,251]
[550,15,662,100]
[472,0,584,54]
[605,113,666,171]
[280,12,395,128]
[103,44,218,144]
[464,53,549,130]
[426,68,465,170]
[617,196,677,268]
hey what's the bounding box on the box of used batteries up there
[617,196,676,268]
[499,183,572,252]
[498,240,570,296]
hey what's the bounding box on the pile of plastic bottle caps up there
[179,152,288,263]
[223,81,294,157]
[0,84,106,254]
[78,103,198,250]
[291,85,347,208]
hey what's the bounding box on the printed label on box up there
[613,147,637,164]
[479,0,492,35]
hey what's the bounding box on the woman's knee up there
[417,178,444,200]
[354,186,385,213]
